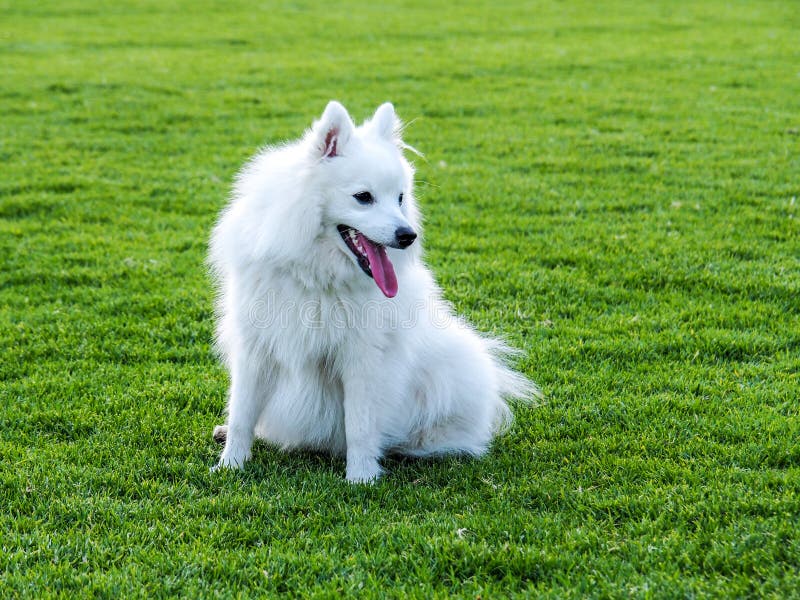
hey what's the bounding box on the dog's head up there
[307,101,421,298]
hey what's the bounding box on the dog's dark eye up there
[353,191,374,205]
[398,193,403,205]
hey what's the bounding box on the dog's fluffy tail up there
[485,338,542,432]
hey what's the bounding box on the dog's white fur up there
[209,101,535,482]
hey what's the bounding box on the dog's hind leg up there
[212,425,227,444]
[401,412,498,458]
[400,330,517,459]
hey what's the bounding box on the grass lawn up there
[2,0,798,596]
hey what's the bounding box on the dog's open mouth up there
[337,225,398,298]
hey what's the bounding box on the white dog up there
[209,101,536,482]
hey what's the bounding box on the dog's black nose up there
[395,227,417,249]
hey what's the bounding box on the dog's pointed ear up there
[313,101,354,159]
[367,102,400,142]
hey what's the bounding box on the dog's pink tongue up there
[358,233,397,298]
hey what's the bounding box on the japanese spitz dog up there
[209,101,536,482]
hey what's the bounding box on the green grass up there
[2,0,798,596]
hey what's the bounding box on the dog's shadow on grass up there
[211,439,485,493]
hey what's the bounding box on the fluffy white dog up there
[209,101,535,482]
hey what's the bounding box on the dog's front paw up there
[346,455,383,484]
[210,458,245,473]
[209,462,227,474]
[211,447,251,473]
